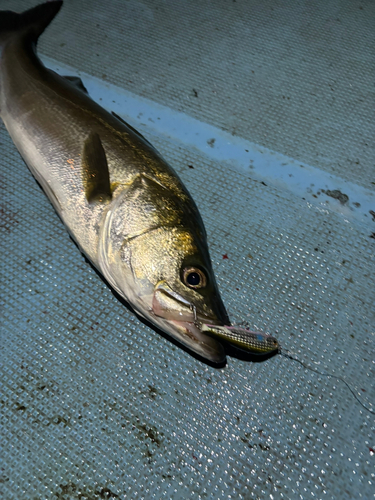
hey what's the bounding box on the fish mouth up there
[152,282,221,324]
[149,282,226,363]
[159,317,226,364]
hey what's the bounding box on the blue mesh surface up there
[1,1,374,499]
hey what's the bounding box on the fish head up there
[108,225,229,363]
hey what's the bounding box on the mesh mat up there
[1,1,374,499]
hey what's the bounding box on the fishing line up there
[201,322,374,415]
[278,348,375,415]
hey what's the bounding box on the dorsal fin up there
[82,132,112,203]
[63,76,88,94]
[111,111,155,149]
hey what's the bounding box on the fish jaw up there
[147,284,226,362]
[109,288,227,363]
[109,285,227,364]
[146,314,226,364]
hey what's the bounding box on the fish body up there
[0,1,229,363]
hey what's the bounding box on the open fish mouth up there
[164,318,226,364]
[148,281,226,362]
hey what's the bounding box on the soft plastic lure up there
[201,324,279,354]
[202,324,375,415]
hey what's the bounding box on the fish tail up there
[0,1,62,44]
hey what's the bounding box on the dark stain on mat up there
[147,384,159,399]
[55,483,120,499]
[134,421,163,445]
[0,204,18,232]
[322,189,349,204]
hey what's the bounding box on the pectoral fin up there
[63,76,88,94]
[82,132,112,203]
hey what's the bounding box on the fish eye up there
[182,267,207,289]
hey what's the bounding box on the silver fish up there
[0,1,229,363]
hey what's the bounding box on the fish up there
[0,1,230,363]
